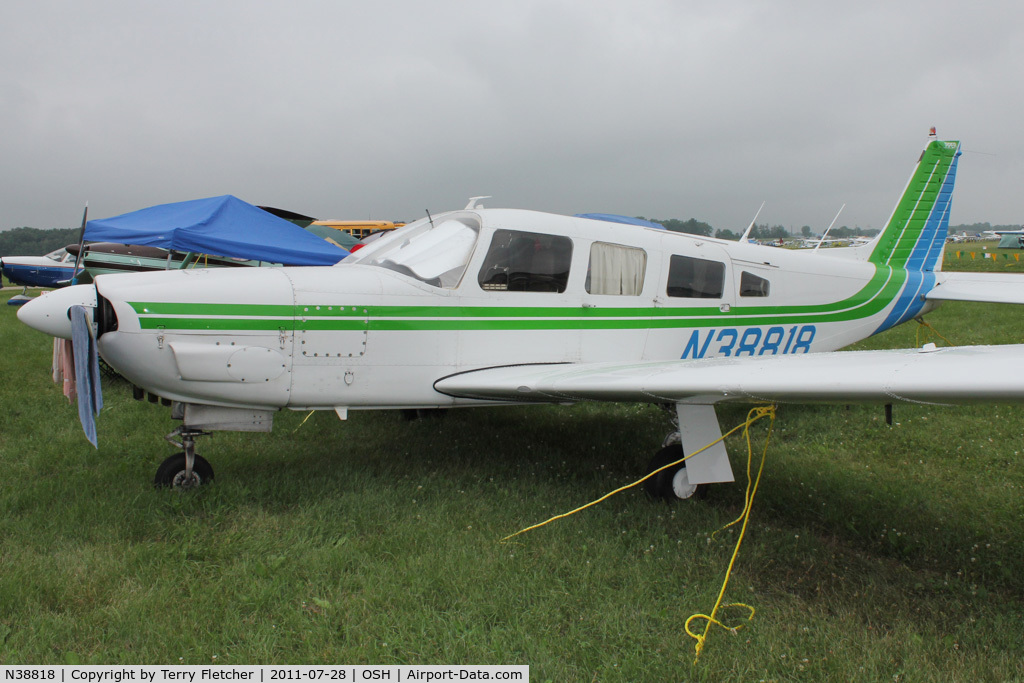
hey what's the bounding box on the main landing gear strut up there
[155,427,215,490]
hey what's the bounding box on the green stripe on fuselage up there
[128,262,903,333]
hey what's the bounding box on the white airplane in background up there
[19,133,1024,495]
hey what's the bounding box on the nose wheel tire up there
[154,452,214,490]
[643,444,707,501]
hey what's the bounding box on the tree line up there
[640,218,879,241]
[0,226,81,258]
[642,219,1020,241]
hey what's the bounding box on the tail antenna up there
[813,204,846,251]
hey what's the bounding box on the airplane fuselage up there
[82,209,930,413]
[1,249,77,288]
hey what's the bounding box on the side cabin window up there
[739,271,770,297]
[586,242,647,295]
[478,229,573,293]
[666,255,725,298]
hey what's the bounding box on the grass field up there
[1,245,1023,680]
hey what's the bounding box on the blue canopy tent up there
[84,195,349,266]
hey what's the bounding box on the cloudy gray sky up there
[2,0,1023,234]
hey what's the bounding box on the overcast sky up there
[2,0,1023,234]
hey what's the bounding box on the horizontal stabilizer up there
[436,344,1024,406]
[926,272,1024,305]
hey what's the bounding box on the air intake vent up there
[95,293,119,337]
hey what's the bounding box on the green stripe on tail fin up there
[869,138,960,269]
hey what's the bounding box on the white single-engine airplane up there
[19,133,1024,494]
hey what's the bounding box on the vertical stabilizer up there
[868,137,961,272]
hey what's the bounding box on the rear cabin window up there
[586,242,647,295]
[740,271,770,297]
[478,229,573,293]
[666,255,725,298]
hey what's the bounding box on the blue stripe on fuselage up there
[1,264,75,288]
[873,268,937,334]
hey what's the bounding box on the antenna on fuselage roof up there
[814,203,846,251]
[739,201,765,242]
[465,196,491,210]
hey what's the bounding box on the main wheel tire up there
[154,452,215,490]
[643,444,707,501]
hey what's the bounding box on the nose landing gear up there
[155,427,214,490]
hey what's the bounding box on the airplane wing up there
[434,344,1024,406]
[927,272,1024,305]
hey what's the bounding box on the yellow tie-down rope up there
[501,405,778,663]
[914,317,954,348]
[685,405,776,663]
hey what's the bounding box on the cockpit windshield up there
[45,248,71,263]
[348,214,480,288]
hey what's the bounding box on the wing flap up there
[435,345,1024,406]
[927,272,1024,304]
